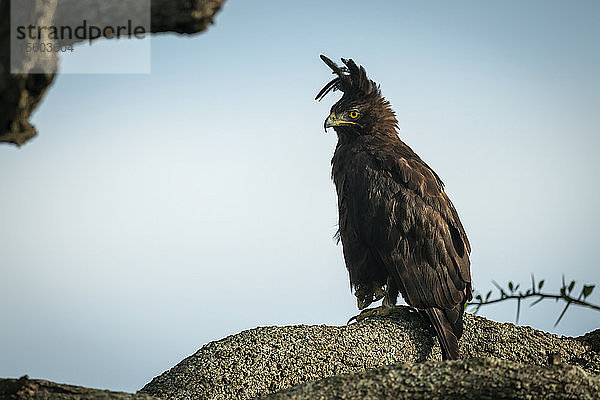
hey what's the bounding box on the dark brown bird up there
[316,55,472,360]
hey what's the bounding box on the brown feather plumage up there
[317,55,472,360]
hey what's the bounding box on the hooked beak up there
[323,112,358,132]
[324,112,336,132]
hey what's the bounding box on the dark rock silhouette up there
[0,375,158,400]
[262,358,599,400]
[0,0,226,146]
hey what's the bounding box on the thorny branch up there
[468,275,599,326]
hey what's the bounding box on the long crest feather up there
[315,55,378,101]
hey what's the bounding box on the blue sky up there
[1,0,599,392]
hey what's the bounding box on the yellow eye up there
[349,110,359,119]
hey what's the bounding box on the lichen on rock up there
[140,311,599,400]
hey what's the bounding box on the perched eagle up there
[316,55,472,360]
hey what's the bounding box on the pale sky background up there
[1,0,599,393]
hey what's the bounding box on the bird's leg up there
[348,278,405,324]
[348,278,416,323]
[383,277,399,308]
[347,283,385,324]
[355,284,386,310]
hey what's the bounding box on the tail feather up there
[424,306,463,360]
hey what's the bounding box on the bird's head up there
[315,55,397,136]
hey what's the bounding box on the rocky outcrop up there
[0,0,226,146]
[580,329,600,353]
[261,358,600,400]
[0,375,158,400]
[1,310,597,399]
[140,310,599,399]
